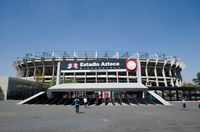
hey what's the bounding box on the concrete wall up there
[0,76,44,100]
[0,77,9,100]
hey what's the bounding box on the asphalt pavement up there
[0,101,199,132]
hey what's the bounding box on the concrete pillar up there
[174,65,179,87]
[136,58,142,84]
[145,59,149,85]
[33,66,37,80]
[169,61,175,87]
[26,67,29,79]
[42,64,45,83]
[116,71,119,83]
[162,60,167,86]
[24,60,30,79]
[41,58,45,83]
[142,91,145,98]
[84,72,86,83]
[95,72,97,83]
[56,62,61,85]
[31,59,37,80]
[126,71,129,83]
[47,90,53,99]
[73,72,76,82]
[154,59,159,86]
[106,71,108,83]
[52,58,55,78]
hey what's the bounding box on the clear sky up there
[0,0,200,82]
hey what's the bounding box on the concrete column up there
[126,71,129,83]
[47,90,53,99]
[170,61,175,87]
[145,59,149,85]
[162,60,167,86]
[19,67,24,78]
[116,71,119,83]
[106,71,108,83]
[136,58,142,84]
[154,60,159,86]
[63,72,65,83]
[52,58,55,78]
[142,91,145,98]
[56,62,61,85]
[33,66,37,80]
[26,67,29,79]
[41,58,45,83]
[84,72,86,83]
[42,64,45,83]
[31,59,37,80]
[95,72,97,83]
[73,72,76,82]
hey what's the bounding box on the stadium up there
[10,51,189,105]
[14,51,184,87]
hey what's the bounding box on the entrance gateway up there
[46,59,170,105]
[18,58,170,105]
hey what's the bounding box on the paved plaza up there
[0,101,199,132]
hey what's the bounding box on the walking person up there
[83,97,88,108]
[197,100,200,109]
[182,97,186,108]
[74,97,80,113]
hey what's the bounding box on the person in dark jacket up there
[74,97,80,113]
[182,97,186,108]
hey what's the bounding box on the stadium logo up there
[67,63,78,69]
[126,59,137,72]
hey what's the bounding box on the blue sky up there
[0,0,200,82]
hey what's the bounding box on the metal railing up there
[15,51,183,63]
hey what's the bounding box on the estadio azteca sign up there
[60,59,137,72]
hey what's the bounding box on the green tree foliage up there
[192,72,200,86]
[50,77,56,87]
[61,78,77,83]
[61,77,68,84]
[34,82,49,89]
[182,82,195,87]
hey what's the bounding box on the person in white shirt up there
[83,97,87,108]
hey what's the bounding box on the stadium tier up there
[13,51,185,87]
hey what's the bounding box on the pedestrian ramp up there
[17,92,46,105]
[17,91,170,106]
[147,91,171,105]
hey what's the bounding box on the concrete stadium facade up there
[13,51,185,87]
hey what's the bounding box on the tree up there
[50,77,56,87]
[192,72,200,86]
[34,82,49,89]
[182,82,195,87]
[61,77,68,84]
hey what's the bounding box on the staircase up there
[147,91,171,105]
